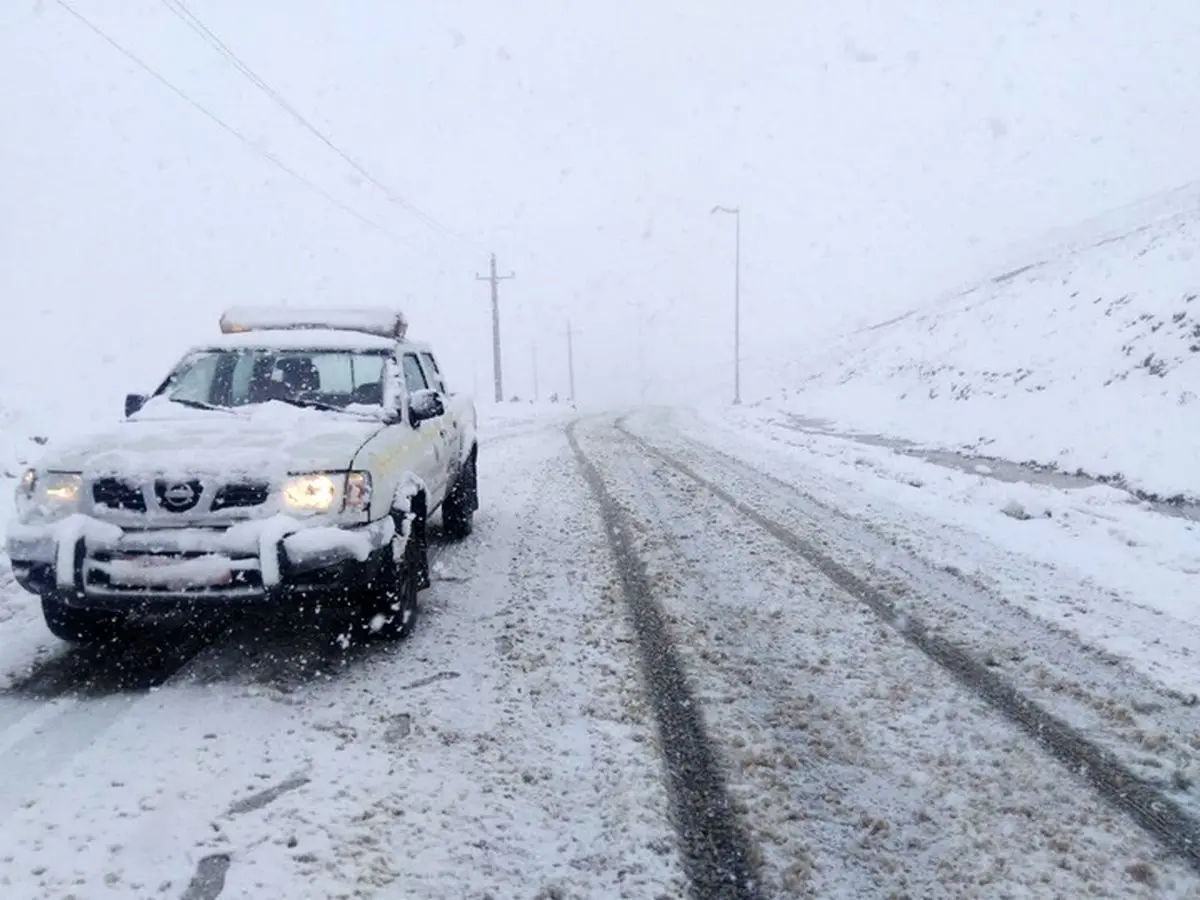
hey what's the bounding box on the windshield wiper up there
[169,397,235,413]
[269,395,342,412]
[270,396,377,418]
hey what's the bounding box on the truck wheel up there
[41,594,124,644]
[442,451,477,540]
[366,533,421,640]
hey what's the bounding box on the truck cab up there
[6,306,479,643]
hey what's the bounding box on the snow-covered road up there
[1,410,1198,898]
[0,420,682,899]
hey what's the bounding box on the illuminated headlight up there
[15,470,83,524]
[281,472,372,515]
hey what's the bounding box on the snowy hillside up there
[769,193,1200,501]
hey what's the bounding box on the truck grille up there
[93,479,147,512]
[212,482,270,511]
[91,478,271,515]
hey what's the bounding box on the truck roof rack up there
[218,306,409,341]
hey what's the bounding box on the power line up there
[159,0,481,253]
[54,0,405,240]
[159,0,437,230]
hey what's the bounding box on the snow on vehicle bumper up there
[5,514,397,611]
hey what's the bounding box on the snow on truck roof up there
[203,306,428,352]
[202,329,400,352]
[220,306,409,340]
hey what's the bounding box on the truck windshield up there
[161,348,388,410]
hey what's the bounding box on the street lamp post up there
[711,204,741,404]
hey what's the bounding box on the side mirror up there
[408,389,445,425]
[125,393,148,418]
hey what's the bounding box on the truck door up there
[400,352,450,508]
[419,350,462,469]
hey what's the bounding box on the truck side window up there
[401,353,429,393]
[168,352,223,404]
[419,352,447,393]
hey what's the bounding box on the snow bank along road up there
[0,411,1198,898]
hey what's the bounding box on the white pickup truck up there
[5,307,478,643]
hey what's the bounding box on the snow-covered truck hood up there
[40,405,384,479]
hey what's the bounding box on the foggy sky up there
[4,0,1200,413]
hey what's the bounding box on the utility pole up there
[566,320,576,404]
[476,253,514,402]
[711,205,742,404]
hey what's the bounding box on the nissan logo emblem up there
[162,482,198,509]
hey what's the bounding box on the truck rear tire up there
[41,594,124,644]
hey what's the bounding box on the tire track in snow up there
[480,417,573,447]
[566,421,763,900]
[662,407,1200,800]
[615,418,1200,876]
[3,617,233,699]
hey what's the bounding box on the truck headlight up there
[281,472,372,515]
[344,472,372,512]
[15,470,83,524]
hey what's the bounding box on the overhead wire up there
[158,0,485,256]
[54,0,412,243]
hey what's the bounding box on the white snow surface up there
[475,399,580,439]
[769,192,1200,501]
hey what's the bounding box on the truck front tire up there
[364,532,421,640]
